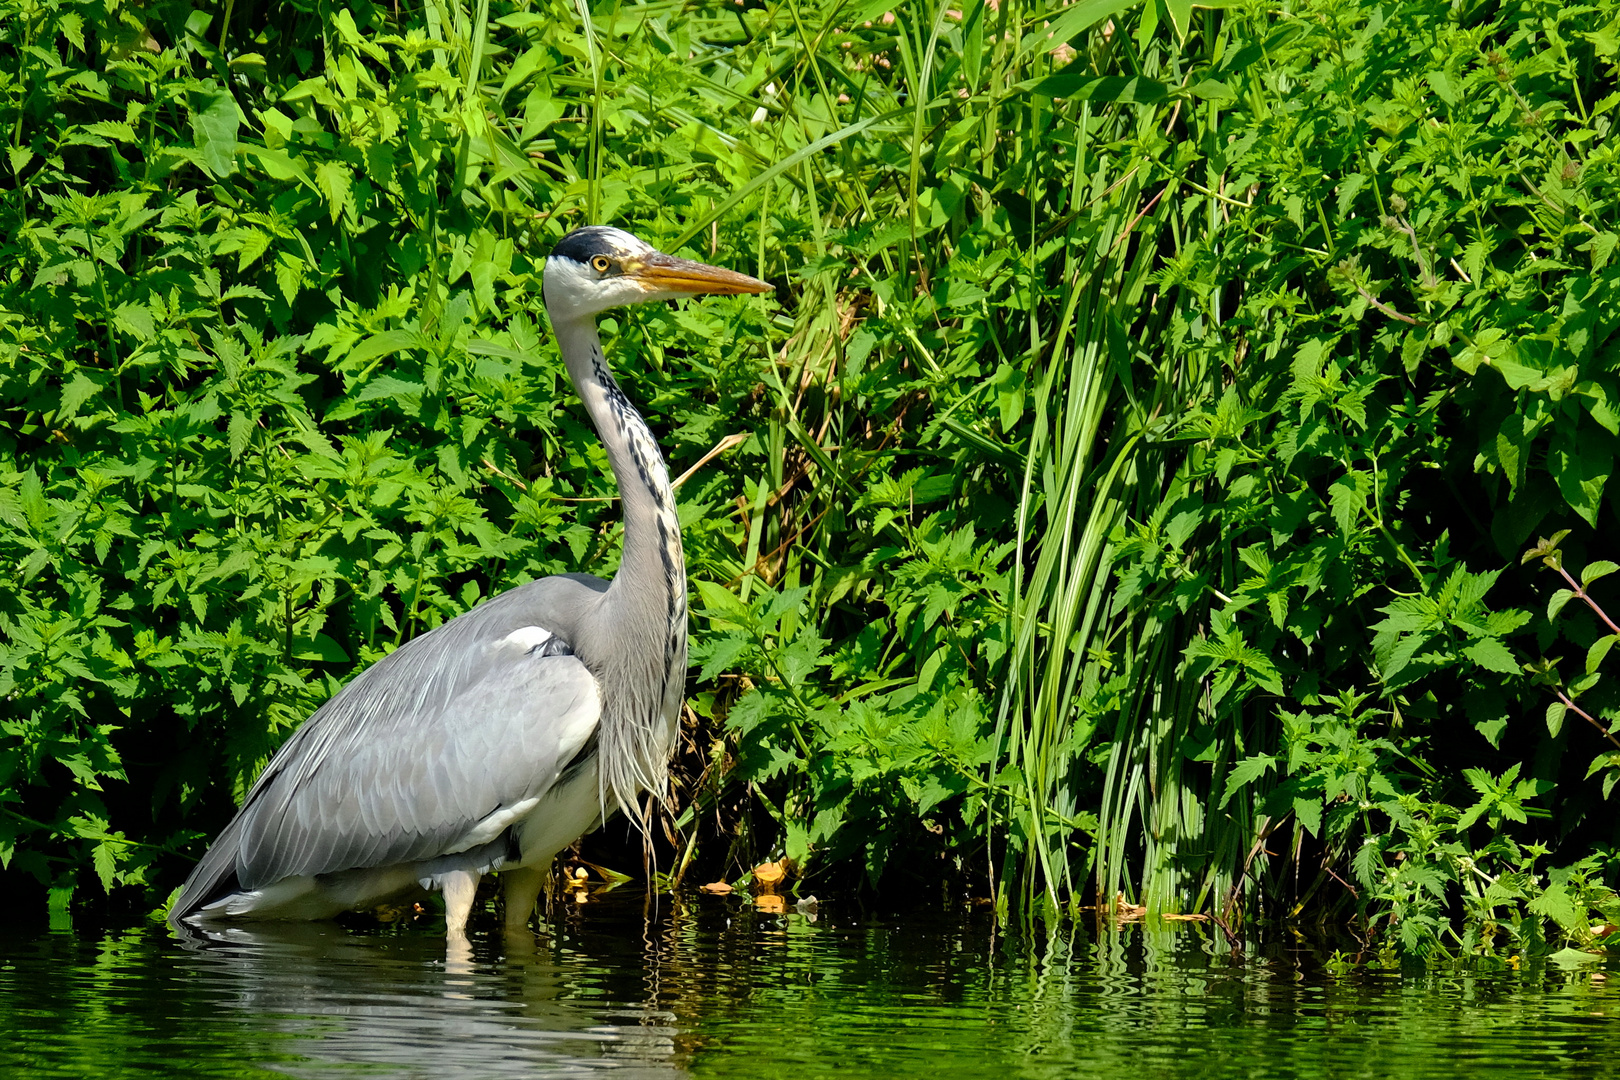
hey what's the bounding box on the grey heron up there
[169,226,771,942]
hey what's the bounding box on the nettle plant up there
[1104,0,1620,953]
[0,0,777,910]
[1523,533,1620,801]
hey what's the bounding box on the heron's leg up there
[441,868,480,939]
[502,865,546,934]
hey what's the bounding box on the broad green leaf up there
[693,579,750,622]
[1188,78,1236,100]
[915,774,964,815]
[1326,472,1370,536]
[1549,946,1606,967]
[350,329,430,368]
[1455,796,1490,831]
[92,842,117,892]
[358,374,426,402]
[314,162,354,225]
[1548,588,1575,620]
[58,372,103,419]
[188,86,241,177]
[698,633,750,682]
[1586,635,1617,676]
[1581,561,1618,587]
[1551,432,1610,526]
[1528,881,1585,934]
[290,634,350,662]
[1462,638,1519,676]
[1293,796,1322,837]
[783,819,812,867]
[1219,754,1276,807]
[1427,69,1459,105]
[273,252,305,304]
[112,301,155,340]
[1164,0,1194,41]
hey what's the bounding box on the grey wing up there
[173,621,600,917]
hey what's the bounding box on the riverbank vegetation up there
[1,0,1617,961]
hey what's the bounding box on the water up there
[2,892,1616,1079]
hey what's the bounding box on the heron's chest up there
[512,754,604,865]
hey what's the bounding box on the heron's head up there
[543,226,771,321]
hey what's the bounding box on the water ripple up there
[0,898,1614,1079]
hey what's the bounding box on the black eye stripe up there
[551,225,635,264]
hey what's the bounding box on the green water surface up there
[2,894,1615,1078]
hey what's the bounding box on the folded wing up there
[172,621,600,918]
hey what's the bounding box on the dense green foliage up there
[1,0,1616,961]
[1082,0,1620,955]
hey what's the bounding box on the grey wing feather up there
[171,575,607,920]
[233,646,599,888]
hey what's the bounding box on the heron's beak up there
[630,253,772,297]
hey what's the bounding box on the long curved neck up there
[551,313,686,814]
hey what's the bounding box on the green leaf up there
[112,301,155,340]
[1586,635,1617,677]
[1577,231,1617,273]
[188,86,241,177]
[1546,701,1567,738]
[58,11,86,51]
[227,412,256,459]
[697,633,749,682]
[48,884,74,930]
[1293,795,1322,837]
[1455,796,1490,832]
[1581,560,1619,587]
[290,634,350,662]
[234,228,273,272]
[783,819,812,866]
[694,579,750,623]
[358,375,425,402]
[1462,637,1520,676]
[314,161,353,225]
[1427,69,1459,105]
[350,329,428,368]
[58,371,103,419]
[273,252,305,304]
[1549,588,1575,621]
[1021,74,1173,104]
[1548,946,1606,967]
[1219,754,1276,807]
[1026,0,1138,54]
[1327,472,1364,534]
[991,362,1026,430]
[915,774,964,815]
[92,842,117,892]
[1527,880,1585,934]
[1164,0,1194,41]
[1188,78,1236,101]
[1551,432,1610,527]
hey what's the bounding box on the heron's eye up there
[591,255,612,273]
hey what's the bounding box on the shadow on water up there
[1,892,1617,1079]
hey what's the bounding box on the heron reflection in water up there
[170,228,770,947]
[184,920,682,1079]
